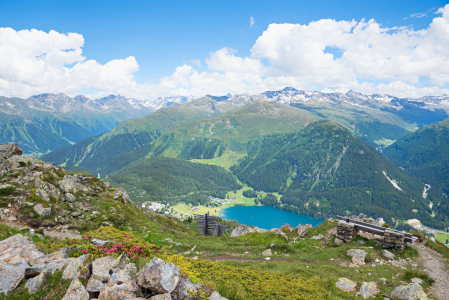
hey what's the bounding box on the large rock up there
[62,277,89,300]
[136,257,181,294]
[33,203,51,217]
[90,239,110,246]
[0,234,44,264]
[31,247,72,266]
[0,260,28,295]
[0,143,22,162]
[25,270,49,294]
[391,283,428,300]
[347,249,367,266]
[25,258,72,278]
[87,256,137,297]
[382,249,395,260]
[63,255,90,280]
[59,175,89,194]
[336,278,357,292]
[98,281,138,300]
[0,155,47,172]
[209,291,228,300]
[231,225,267,237]
[175,277,202,299]
[86,256,118,294]
[359,282,380,299]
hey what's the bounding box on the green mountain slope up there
[229,120,439,226]
[147,101,318,161]
[107,156,242,206]
[383,117,449,225]
[41,95,262,176]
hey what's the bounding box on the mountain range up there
[0,93,194,156]
[5,87,449,229]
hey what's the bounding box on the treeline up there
[108,156,241,206]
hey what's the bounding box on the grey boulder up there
[136,257,181,294]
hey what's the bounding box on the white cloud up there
[1,4,449,100]
[189,59,202,68]
[411,12,427,18]
[250,16,255,27]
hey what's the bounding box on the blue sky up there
[0,0,448,99]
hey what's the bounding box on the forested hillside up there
[107,156,242,205]
[41,95,257,176]
[384,117,449,228]
[229,120,444,227]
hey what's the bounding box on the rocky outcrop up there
[230,225,267,237]
[280,223,293,232]
[0,143,22,162]
[114,187,133,204]
[294,224,312,236]
[62,255,90,281]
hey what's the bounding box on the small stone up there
[149,294,172,300]
[265,257,271,261]
[262,249,272,256]
[336,278,357,292]
[356,240,365,245]
[165,238,173,243]
[90,239,110,246]
[33,204,51,217]
[310,233,324,240]
[382,249,395,260]
[192,256,198,260]
[411,278,424,284]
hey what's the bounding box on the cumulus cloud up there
[1,4,449,100]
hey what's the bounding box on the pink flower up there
[84,238,89,241]
[82,250,88,254]
[133,256,137,259]
[72,241,76,244]
[158,250,161,253]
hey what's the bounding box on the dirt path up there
[413,243,449,300]
[202,255,311,263]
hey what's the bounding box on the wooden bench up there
[336,215,418,244]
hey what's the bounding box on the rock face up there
[230,225,268,237]
[25,270,49,294]
[62,277,90,300]
[347,249,367,266]
[136,257,181,294]
[150,294,172,300]
[0,234,44,265]
[0,261,28,295]
[0,143,22,162]
[336,278,357,292]
[359,282,380,299]
[391,283,428,300]
[280,223,293,232]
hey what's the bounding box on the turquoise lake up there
[220,205,323,229]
